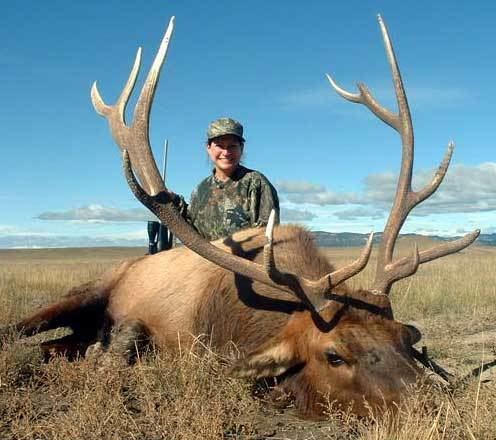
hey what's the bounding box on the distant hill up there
[478,233,496,246]
[311,231,496,247]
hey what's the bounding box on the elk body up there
[8,15,479,418]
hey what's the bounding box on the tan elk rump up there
[7,15,479,418]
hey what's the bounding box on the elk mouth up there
[250,363,311,414]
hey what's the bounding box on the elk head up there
[91,15,479,417]
[228,284,423,417]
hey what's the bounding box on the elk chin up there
[349,355,421,416]
[269,367,372,419]
[273,372,389,419]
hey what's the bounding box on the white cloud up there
[363,162,496,215]
[37,204,156,223]
[334,207,384,221]
[285,191,363,205]
[277,181,326,194]
[0,229,148,249]
[0,225,17,234]
[278,181,362,205]
[280,208,317,222]
[277,163,496,216]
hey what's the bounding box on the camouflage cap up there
[207,117,245,142]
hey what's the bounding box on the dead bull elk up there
[9,16,479,417]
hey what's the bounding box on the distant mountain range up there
[0,231,494,249]
[312,231,496,247]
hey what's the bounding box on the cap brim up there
[208,132,245,143]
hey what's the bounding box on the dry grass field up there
[1,240,495,439]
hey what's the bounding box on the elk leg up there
[109,319,150,360]
[87,320,150,366]
[41,333,92,361]
[14,284,107,339]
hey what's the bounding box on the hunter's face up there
[207,135,243,180]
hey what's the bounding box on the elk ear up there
[404,322,422,345]
[230,339,300,379]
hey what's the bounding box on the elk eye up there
[325,350,345,367]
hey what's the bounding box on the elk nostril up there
[367,351,381,366]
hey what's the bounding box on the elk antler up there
[92,17,374,312]
[327,15,480,295]
[91,18,175,196]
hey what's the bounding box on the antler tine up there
[325,74,361,103]
[263,211,374,288]
[392,229,480,269]
[377,15,412,134]
[134,16,175,134]
[91,47,142,122]
[328,232,374,286]
[91,18,176,196]
[374,230,481,294]
[412,141,454,206]
[325,74,397,129]
[263,210,277,278]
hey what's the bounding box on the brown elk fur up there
[10,224,421,418]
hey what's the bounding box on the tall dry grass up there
[1,244,495,439]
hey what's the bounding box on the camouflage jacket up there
[186,165,280,241]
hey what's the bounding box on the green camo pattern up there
[188,165,279,241]
[207,117,245,142]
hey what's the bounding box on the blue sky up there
[1,0,495,248]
